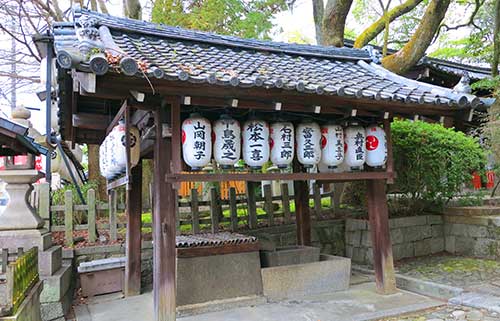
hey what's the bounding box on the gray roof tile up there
[51,8,484,109]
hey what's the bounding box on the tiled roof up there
[0,117,48,156]
[51,7,483,109]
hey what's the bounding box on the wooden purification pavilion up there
[39,7,485,321]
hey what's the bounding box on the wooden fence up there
[0,247,39,316]
[33,182,336,247]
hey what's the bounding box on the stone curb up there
[352,265,464,300]
[449,292,500,314]
[354,301,446,321]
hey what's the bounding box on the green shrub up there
[51,180,100,205]
[391,119,486,212]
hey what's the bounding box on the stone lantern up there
[0,107,47,250]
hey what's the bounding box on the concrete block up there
[403,227,421,243]
[345,245,353,259]
[472,238,497,258]
[40,264,72,303]
[41,301,64,321]
[415,239,432,257]
[420,225,432,239]
[393,243,414,260]
[427,215,443,225]
[361,231,372,247]
[366,248,374,264]
[431,225,444,238]
[260,246,320,268]
[444,214,490,226]
[261,254,350,300]
[391,216,427,229]
[455,236,475,256]
[390,228,404,244]
[396,274,463,300]
[431,237,445,253]
[351,247,366,264]
[467,225,489,238]
[450,224,468,237]
[444,224,452,236]
[177,251,263,306]
[345,219,367,232]
[445,236,456,253]
[345,231,362,246]
[39,246,62,277]
[77,257,126,273]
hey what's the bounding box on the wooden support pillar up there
[153,107,176,321]
[366,179,397,295]
[125,162,142,296]
[293,180,311,246]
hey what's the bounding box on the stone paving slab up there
[75,282,443,321]
[382,305,500,321]
[449,292,500,314]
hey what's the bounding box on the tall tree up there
[313,0,353,46]
[381,0,451,74]
[493,0,500,76]
[152,0,288,39]
[123,0,141,19]
[353,0,424,49]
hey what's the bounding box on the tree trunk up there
[98,0,109,14]
[322,0,354,47]
[87,144,107,201]
[312,0,325,45]
[492,0,500,77]
[353,0,424,48]
[90,0,97,11]
[123,0,142,19]
[381,0,451,74]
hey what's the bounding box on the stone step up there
[40,263,73,304]
[444,206,500,217]
[449,292,500,314]
[39,245,62,277]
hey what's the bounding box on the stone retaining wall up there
[345,215,445,265]
[444,214,500,258]
[245,219,345,256]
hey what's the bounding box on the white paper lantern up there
[182,113,212,170]
[99,141,109,179]
[114,122,127,172]
[107,125,122,177]
[270,122,294,169]
[345,123,366,171]
[213,115,241,169]
[242,119,269,169]
[365,124,387,168]
[320,124,344,169]
[296,121,321,168]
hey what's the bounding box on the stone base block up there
[261,254,351,300]
[0,229,52,252]
[40,280,73,321]
[39,246,62,277]
[177,251,262,306]
[260,246,320,268]
[40,264,72,304]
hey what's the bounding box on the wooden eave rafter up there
[65,71,468,145]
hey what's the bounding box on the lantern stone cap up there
[0,170,44,183]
